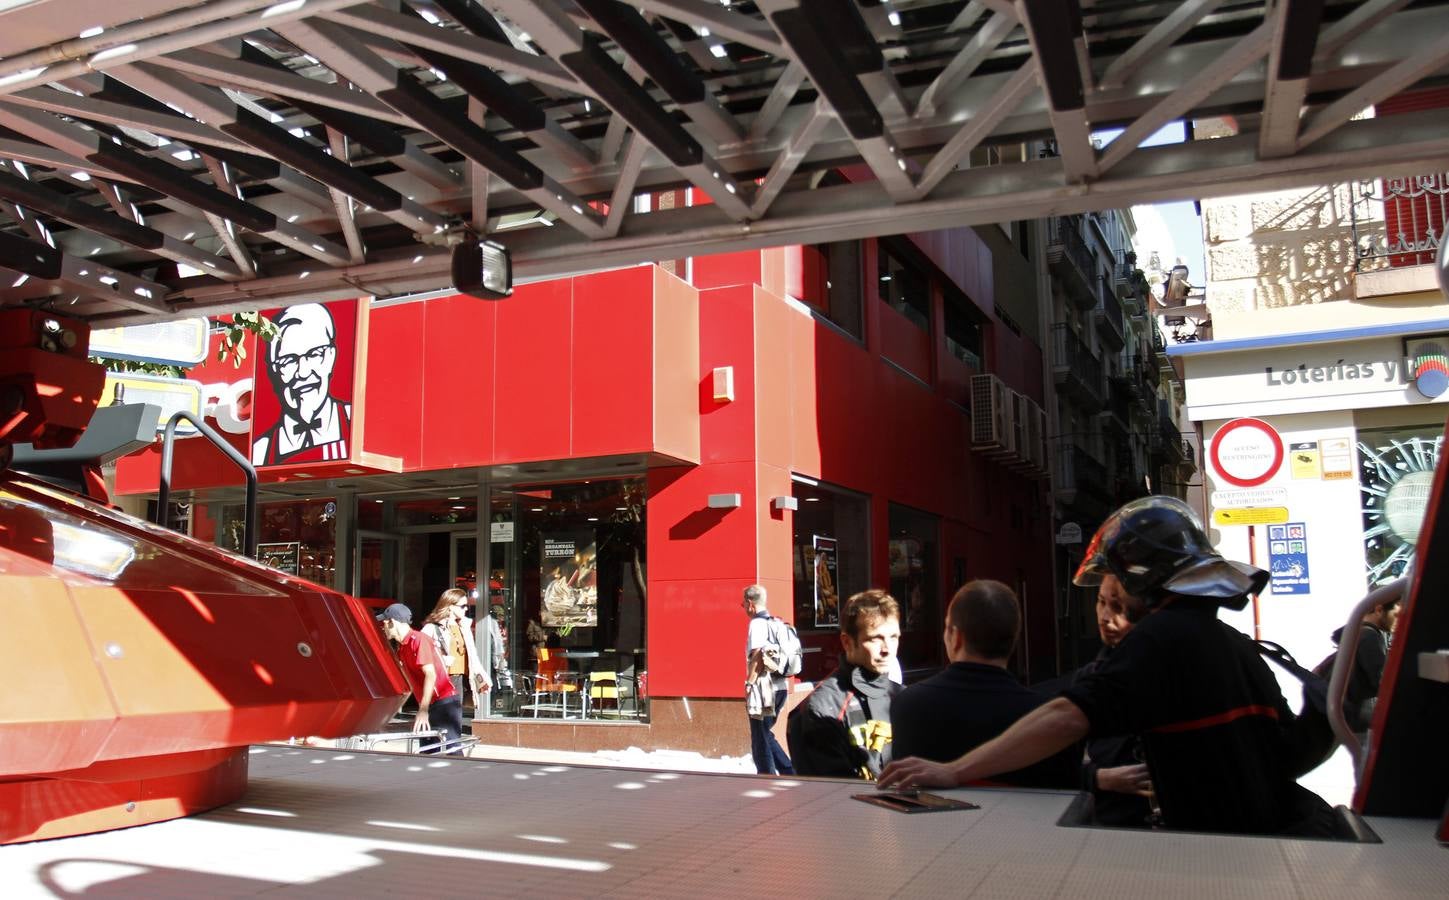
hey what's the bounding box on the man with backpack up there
[742,584,795,775]
[1317,592,1400,734]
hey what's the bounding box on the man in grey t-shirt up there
[743,584,794,774]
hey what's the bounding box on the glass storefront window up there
[889,503,940,672]
[790,478,869,681]
[491,477,648,721]
[1358,423,1444,586]
[393,494,478,527]
[217,497,337,584]
[791,479,869,628]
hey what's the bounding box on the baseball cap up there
[375,602,412,624]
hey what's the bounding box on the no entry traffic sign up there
[1209,417,1284,487]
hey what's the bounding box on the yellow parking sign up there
[1212,506,1289,526]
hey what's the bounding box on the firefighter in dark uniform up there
[880,496,1337,837]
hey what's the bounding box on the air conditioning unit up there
[1006,394,1048,475]
[1006,390,1033,471]
[970,374,1015,457]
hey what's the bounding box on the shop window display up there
[889,503,941,672]
[215,498,337,585]
[1358,422,1444,585]
[492,477,648,720]
[791,479,869,682]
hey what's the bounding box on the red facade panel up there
[571,268,654,458]
[877,303,932,383]
[697,285,758,464]
[493,278,574,463]
[938,351,973,410]
[418,295,496,470]
[361,302,425,467]
[646,460,762,696]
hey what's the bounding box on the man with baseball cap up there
[880,496,1336,836]
[376,602,464,755]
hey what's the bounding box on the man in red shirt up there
[376,603,464,755]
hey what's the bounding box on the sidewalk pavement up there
[292,730,756,775]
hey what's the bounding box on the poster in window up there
[540,531,598,627]
[812,535,839,628]
[256,541,301,576]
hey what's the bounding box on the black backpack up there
[1254,640,1340,777]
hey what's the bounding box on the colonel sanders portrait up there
[251,303,352,466]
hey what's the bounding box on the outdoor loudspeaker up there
[451,238,513,300]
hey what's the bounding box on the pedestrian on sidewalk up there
[742,584,794,775]
[377,603,464,755]
[421,588,490,716]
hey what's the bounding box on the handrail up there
[155,410,258,558]
[1329,576,1410,774]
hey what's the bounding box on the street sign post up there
[1209,417,1284,487]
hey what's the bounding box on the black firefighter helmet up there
[1072,496,1269,609]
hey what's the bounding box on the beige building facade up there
[1169,162,1446,669]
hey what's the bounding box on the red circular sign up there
[1209,418,1284,487]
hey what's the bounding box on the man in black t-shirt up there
[879,496,1336,837]
[892,580,1078,788]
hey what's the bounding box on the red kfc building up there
[115,231,1052,756]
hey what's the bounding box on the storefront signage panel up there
[1182,336,1448,420]
[90,316,210,367]
[101,372,203,434]
[250,299,363,468]
[1267,523,1311,594]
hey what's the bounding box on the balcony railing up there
[1104,377,1133,431]
[1349,173,1447,271]
[1055,439,1111,503]
[1046,215,1097,309]
[1149,322,1167,353]
[1154,401,1185,461]
[1141,344,1161,388]
[1094,276,1125,350]
[1051,323,1105,410]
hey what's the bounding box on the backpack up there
[1254,640,1339,777]
[768,616,805,677]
